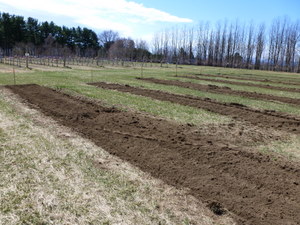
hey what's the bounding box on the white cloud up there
[0,0,192,36]
[76,16,133,36]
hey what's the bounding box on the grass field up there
[0,62,300,224]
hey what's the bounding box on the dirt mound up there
[89,82,300,134]
[195,73,300,86]
[179,75,300,93]
[6,84,300,225]
[137,77,300,106]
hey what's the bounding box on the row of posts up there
[0,55,170,69]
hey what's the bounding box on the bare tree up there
[163,29,170,63]
[109,38,135,61]
[152,17,299,72]
[202,22,210,65]
[219,20,227,67]
[214,22,221,66]
[226,23,233,67]
[170,26,179,63]
[196,22,204,65]
[255,24,265,70]
[152,32,162,62]
[284,21,299,72]
[232,20,241,67]
[207,30,214,66]
[268,18,287,71]
[246,22,255,69]
[98,30,119,46]
[178,26,187,64]
[135,39,149,61]
[98,30,119,58]
[188,27,194,64]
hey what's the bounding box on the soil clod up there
[207,201,227,216]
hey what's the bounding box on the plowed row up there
[137,77,300,106]
[179,76,300,93]
[90,82,300,134]
[6,84,300,225]
[194,73,300,86]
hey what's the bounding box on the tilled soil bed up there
[90,82,300,134]
[6,84,300,225]
[137,77,300,106]
[179,75,300,93]
[194,73,300,86]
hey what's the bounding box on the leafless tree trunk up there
[208,31,214,66]
[285,21,299,72]
[163,29,170,64]
[202,22,210,65]
[246,23,255,69]
[255,24,265,70]
[214,22,221,66]
[152,17,299,72]
[226,23,233,67]
[268,18,287,71]
[231,20,240,67]
[188,27,194,64]
[196,22,204,65]
[171,27,179,63]
[219,21,227,67]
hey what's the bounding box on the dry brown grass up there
[0,64,29,74]
[258,134,300,161]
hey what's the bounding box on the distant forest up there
[0,12,150,60]
[0,12,300,72]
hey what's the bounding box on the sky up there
[0,0,299,42]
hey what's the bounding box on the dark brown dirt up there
[137,77,300,106]
[195,73,300,86]
[178,75,300,93]
[6,84,300,225]
[89,82,300,134]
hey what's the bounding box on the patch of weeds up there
[0,127,7,142]
[19,211,47,225]
[259,136,300,161]
[183,217,196,225]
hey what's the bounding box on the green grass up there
[193,74,300,89]
[86,73,300,116]
[194,65,300,82]
[1,66,232,125]
[0,62,300,224]
[0,63,299,120]
[61,84,231,125]
[172,76,300,99]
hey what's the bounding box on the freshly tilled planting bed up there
[6,84,300,225]
[90,82,300,134]
[138,77,300,106]
[194,73,300,86]
[180,75,300,93]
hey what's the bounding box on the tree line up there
[0,12,150,59]
[153,18,300,72]
[0,12,99,56]
[0,12,300,72]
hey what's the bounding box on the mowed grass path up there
[187,75,300,89]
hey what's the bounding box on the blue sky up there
[0,0,299,41]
